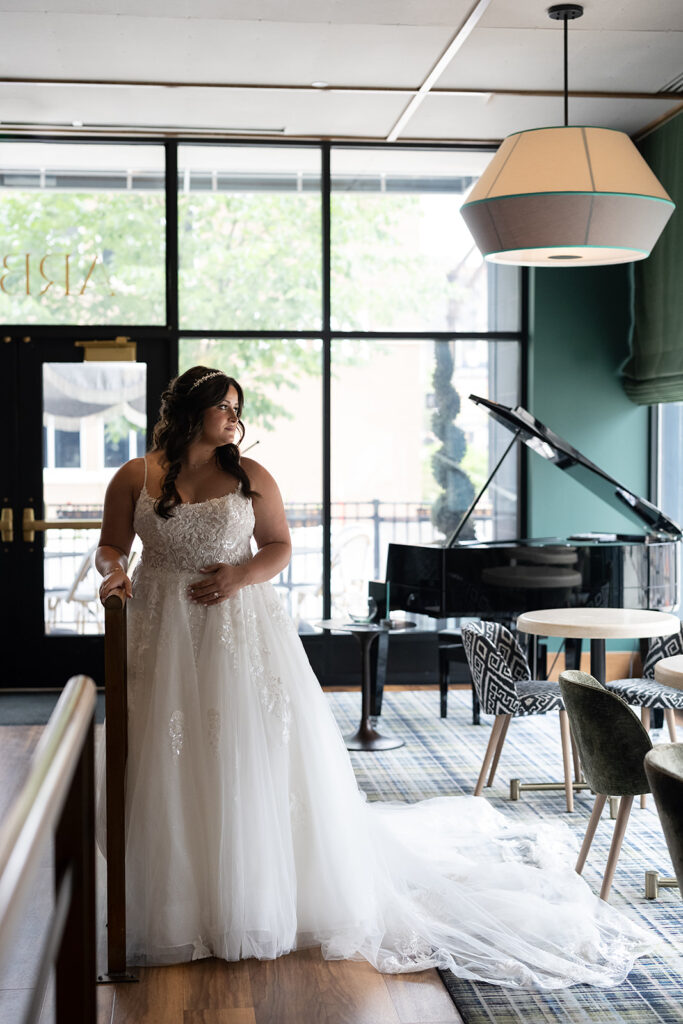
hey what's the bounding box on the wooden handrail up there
[0,674,97,1023]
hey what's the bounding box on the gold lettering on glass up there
[39,255,54,296]
[0,255,11,294]
[0,252,117,298]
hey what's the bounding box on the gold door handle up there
[1,507,14,543]
[22,508,102,543]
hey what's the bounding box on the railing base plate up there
[97,971,139,984]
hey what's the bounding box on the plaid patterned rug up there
[326,688,683,1024]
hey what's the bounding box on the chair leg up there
[474,715,508,797]
[576,793,607,875]
[664,707,678,742]
[600,794,634,901]
[558,709,574,812]
[640,708,650,808]
[486,715,511,787]
[571,727,582,783]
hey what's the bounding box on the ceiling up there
[1,0,682,143]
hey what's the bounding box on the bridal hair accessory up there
[188,371,226,392]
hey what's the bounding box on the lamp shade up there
[461,126,675,266]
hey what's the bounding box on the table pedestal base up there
[344,720,404,751]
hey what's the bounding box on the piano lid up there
[471,395,682,539]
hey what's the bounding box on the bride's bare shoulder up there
[241,457,281,495]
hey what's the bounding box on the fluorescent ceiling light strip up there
[386,0,494,142]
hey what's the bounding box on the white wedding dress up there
[96,468,651,988]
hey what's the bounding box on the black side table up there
[318,620,415,751]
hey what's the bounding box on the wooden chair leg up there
[664,707,678,742]
[558,709,574,812]
[576,793,607,874]
[600,794,634,901]
[570,727,582,783]
[641,708,650,808]
[486,715,511,787]
[475,715,507,797]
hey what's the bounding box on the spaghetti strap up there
[142,454,148,489]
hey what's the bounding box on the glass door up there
[1,331,172,687]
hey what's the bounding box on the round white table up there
[516,607,681,682]
[654,654,683,691]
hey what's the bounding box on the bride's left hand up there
[187,562,248,605]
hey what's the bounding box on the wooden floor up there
[0,718,463,1024]
[97,955,462,1024]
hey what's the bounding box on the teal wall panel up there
[528,264,650,539]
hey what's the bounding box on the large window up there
[330,148,520,334]
[658,403,683,526]
[178,146,322,332]
[0,143,165,324]
[330,339,519,619]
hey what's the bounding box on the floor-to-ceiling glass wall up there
[1,136,524,681]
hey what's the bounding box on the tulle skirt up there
[96,570,651,988]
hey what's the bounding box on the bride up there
[96,365,650,988]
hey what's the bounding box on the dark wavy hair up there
[151,365,256,518]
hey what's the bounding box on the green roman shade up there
[622,110,683,405]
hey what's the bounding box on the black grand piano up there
[370,395,681,717]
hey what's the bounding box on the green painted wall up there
[528,264,650,538]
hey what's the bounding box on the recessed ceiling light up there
[72,120,83,127]
[311,81,328,89]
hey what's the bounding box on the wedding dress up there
[96,464,651,988]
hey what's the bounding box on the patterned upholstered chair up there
[461,621,576,811]
[606,628,683,807]
[559,669,652,901]
[606,628,683,742]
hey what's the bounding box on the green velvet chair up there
[558,669,653,901]
[644,743,683,895]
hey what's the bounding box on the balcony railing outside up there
[42,501,495,633]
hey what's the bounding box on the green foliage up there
[430,342,475,538]
[104,414,133,445]
[0,190,165,324]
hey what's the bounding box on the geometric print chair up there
[462,621,576,811]
[606,626,683,807]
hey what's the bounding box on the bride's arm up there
[95,459,141,603]
[241,459,292,584]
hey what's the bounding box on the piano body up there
[370,396,681,715]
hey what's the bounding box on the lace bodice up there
[133,484,255,573]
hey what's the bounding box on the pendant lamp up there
[461,4,675,266]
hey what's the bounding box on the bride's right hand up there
[99,566,133,605]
